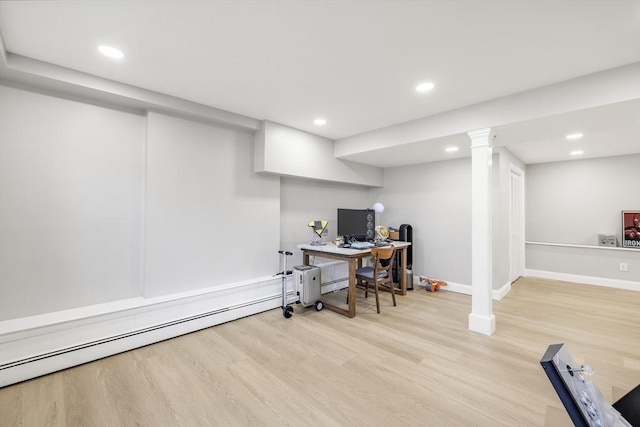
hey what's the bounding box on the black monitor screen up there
[337,208,375,241]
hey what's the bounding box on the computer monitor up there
[337,208,374,241]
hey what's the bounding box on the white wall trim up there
[437,280,471,296]
[0,276,285,387]
[0,261,349,388]
[526,240,638,253]
[468,312,496,336]
[1,275,276,335]
[416,278,511,300]
[493,281,512,301]
[525,269,640,292]
[0,48,260,132]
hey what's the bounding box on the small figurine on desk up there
[308,220,328,245]
[419,276,448,292]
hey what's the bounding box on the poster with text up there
[622,211,640,248]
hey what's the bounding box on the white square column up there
[468,128,495,336]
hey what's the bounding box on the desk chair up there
[355,247,397,313]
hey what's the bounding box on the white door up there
[509,164,525,281]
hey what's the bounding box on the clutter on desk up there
[388,227,400,241]
[419,276,448,292]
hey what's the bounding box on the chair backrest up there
[371,247,395,271]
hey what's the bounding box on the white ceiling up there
[495,100,640,165]
[0,1,639,166]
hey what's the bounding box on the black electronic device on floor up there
[540,343,638,427]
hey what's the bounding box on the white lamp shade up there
[373,202,384,214]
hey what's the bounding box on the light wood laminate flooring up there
[1,277,639,426]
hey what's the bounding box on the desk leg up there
[400,247,407,296]
[304,250,356,318]
[347,259,356,318]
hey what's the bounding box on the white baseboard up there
[0,261,350,388]
[493,281,512,300]
[5,260,527,387]
[0,276,286,387]
[524,269,640,292]
[438,280,471,295]
[416,277,511,300]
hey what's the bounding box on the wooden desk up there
[297,242,411,318]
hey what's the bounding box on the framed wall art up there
[622,211,640,248]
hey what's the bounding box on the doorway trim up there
[508,163,525,282]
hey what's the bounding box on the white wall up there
[526,154,640,286]
[2,80,637,384]
[280,176,370,268]
[0,84,283,385]
[144,112,280,297]
[526,243,639,286]
[493,148,527,288]
[255,120,383,187]
[0,85,145,320]
[526,155,640,245]
[0,86,281,321]
[371,158,472,286]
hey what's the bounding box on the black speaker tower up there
[393,224,413,289]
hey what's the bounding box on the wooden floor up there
[1,277,639,426]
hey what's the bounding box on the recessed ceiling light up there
[566,133,583,140]
[445,146,459,153]
[98,45,124,59]
[416,82,435,92]
[570,150,584,156]
[314,118,326,126]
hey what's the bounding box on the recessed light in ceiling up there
[314,118,326,126]
[98,45,124,59]
[570,150,584,156]
[566,133,583,140]
[416,82,435,92]
[445,146,459,153]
